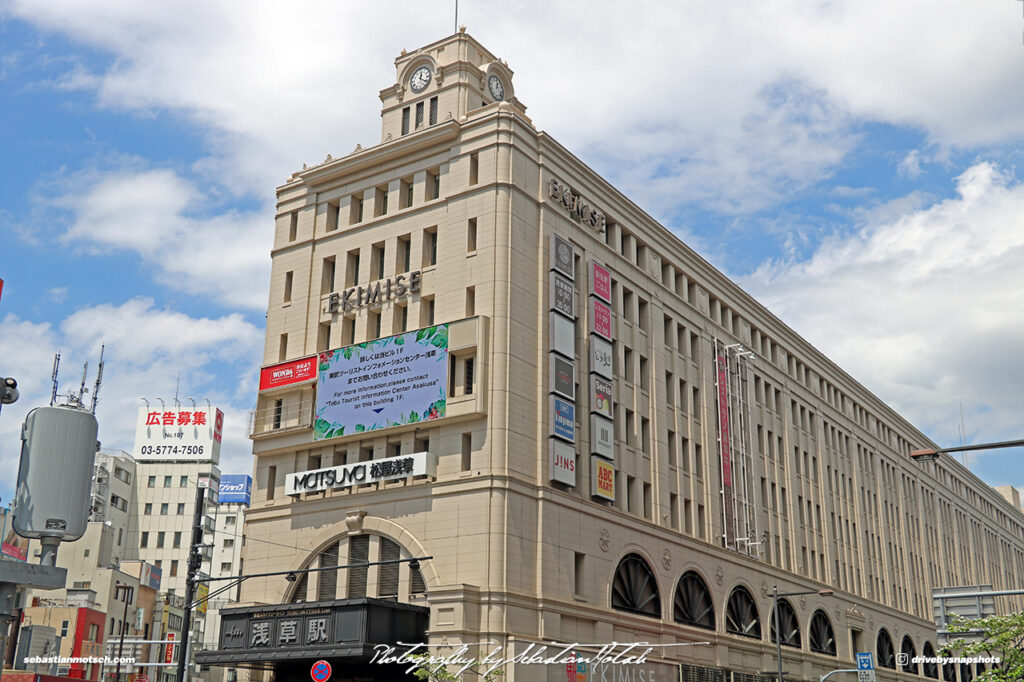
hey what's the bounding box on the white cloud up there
[53,166,272,310]
[0,299,263,501]
[744,161,1024,446]
[898,149,923,179]
[7,0,1023,218]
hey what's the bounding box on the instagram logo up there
[896,652,909,667]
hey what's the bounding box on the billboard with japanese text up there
[219,475,252,505]
[133,406,223,464]
[314,325,448,440]
[259,356,316,391]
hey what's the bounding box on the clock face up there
[488,74,505,101]
[410,66,432,93]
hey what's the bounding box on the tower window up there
[429,97,438,125]
[401,107,410,135]
[415,101,424,129]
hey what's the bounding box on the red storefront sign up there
[589,261,611,303]
[164,633,175,664]
[259,356,317,391]
[589,298,612,340]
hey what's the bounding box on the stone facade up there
[238,31,1024,682]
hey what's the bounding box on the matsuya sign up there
[285,452,438,495]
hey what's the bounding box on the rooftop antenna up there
[50,353,61,406]
[89,344,105,414]
[77,361,89,407]
[174,372,181,408]
[454,0,458,33]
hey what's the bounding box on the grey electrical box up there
[13,406,98,541]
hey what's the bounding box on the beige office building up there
[199,31,1024,682]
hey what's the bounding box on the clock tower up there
[379,28,526,143]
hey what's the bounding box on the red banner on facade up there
[259,356,317,391]
[1,542,26,561]
[165,633,175,664]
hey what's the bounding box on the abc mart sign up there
[285,452,437,495]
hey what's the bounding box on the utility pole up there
[176,481,207,682]
[114,584,134,682]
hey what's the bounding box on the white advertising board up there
[549,439,577,486]
[314,325,448,440]
[133,406,223,464]
[550,312,576,359]
[589,336,613,379]
[590,414,615,461]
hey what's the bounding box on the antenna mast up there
[50,353,61,406]
[90,345,105,414]
[77,361,89,407]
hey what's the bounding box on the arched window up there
[725,586,761,639]
[959,663,973,682]
[921,641,939,679]
[286,534,426,603]
[808,610,836,656]
[673,571,715,630]
[900,636,917,675]
[876,629,896,669]
[770,598,800,648]
[942,662,956,682]
[611,554,661,618]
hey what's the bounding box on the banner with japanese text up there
[314,324,448,440]
[133,406,223,464]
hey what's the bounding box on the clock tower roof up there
[379,28,525,143]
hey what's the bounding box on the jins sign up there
[549,179,607,233]
[325,271,422,313]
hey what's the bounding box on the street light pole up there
[773,586,784,682]
[910,438,1024,462]
[771,586,834,682]
[175,481,207,682]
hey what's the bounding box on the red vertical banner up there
[164,632,175,663]
[716,354,736,547]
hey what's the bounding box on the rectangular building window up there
[170,560,178,577]
[272,398,283,429]
[421,296,435,327]
[144,503,152,515]
[173,531,181,548]
[467,218,477,252]
[415,101,424,129]
[267,465,277,500]
[317,322,331,352]
[398,235,411,272]
[342,316,356,345]
[574,552,585,596]
[465,287,475,317]
[160,503,168,515]
[176,503,184,514]
[141,532,149,548]
[394,304,408,333]
[423,227,438,266]
[669,494,679,529]
[283,271,293,303]
[326,201,340,232]
[429,96,438,125]
[157,532,165,548]
[643,482,652,519]
[429,169,440,199]
[164,476,172,487]
[321,257,336,295]
[401,106,410,135]
[372,242,386,279]
[279,333,288,362]
[147,476,155,487]
[180,475,188,487]
[288,211,298,241]
[461,432,472,472]
[350,195,363,224]
[469,152,479,185]
[346,249,360,286]
[317,542,338,601]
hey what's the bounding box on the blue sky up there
[2,1,1024,505]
